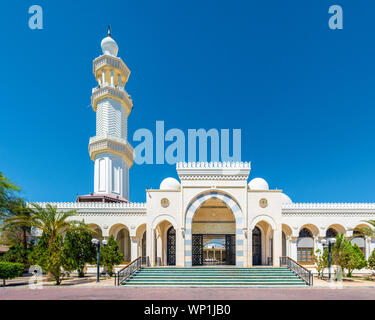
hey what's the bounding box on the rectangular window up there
[297,248,314,264]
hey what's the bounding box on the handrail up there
[280,256,313,286]
[114,256,150,286]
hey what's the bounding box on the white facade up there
[36,32,375,272]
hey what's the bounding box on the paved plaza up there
[1,287,375,300]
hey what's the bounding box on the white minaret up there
[88,27,134,200]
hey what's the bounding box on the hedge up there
[0,262,24,286]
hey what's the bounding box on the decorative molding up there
[29,202,146,216]
[93,55,130,81]
[177,162,251,180]
[282,203,375,215]
[91,85,132,114]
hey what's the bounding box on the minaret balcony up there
[93,54,130,82]
[89,134,134,168]
[91,84,133,115]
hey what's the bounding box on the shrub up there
[100,235,124,276]
[0,261,23,286]
[61,223,96,277]
[368,249,375,272]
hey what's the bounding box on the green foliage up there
[0,244,33,268]
[368,249,375,271]
[346,244,367,277]
[28,232,49,272]
[100,235,124,276]
[0,172,20,217]
[0,261,23,286]
[46,233,63,285]
[61,223,96,277]
[331,233,367,277]
[314,249,328,278]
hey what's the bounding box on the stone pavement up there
[1,287,375,300]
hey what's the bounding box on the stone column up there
[176,228,184,267]
[146,227,153,266]
[272,227,282,267]
[248,228,253,267]
[130,236,138,261]
[290,237,298,261]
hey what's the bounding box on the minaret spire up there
[107,25,111,38]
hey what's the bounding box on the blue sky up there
[1,0,375,203]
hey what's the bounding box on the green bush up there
[0,244,32,268]
[100,235,124,276]
[0,261,23,286]
[62,223,96,277]
[368,249,375,271]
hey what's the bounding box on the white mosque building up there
[36,31,375,270]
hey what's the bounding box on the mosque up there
[36,30,375,270]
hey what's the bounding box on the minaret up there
[88,27,134,201]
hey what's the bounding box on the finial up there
[108,25,111,38]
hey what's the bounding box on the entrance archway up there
[185,191,244,267]
[252,226,262,265]
[191,197,236,266]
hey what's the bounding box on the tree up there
[331,234,352,275]
[0,172,19,217]
[28,204,79,284]
[29,232,49,272]
[314,248,328,278]
[29,203,78,245]
[347,244,367,277]
[61,223,96,277]
[0,261,23,286]
[368,249,375,272]
[0,244,33,268]
[0,198,36,258]
[100,235,124,276]
[46,233,63,285]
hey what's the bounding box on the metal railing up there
[280,256,313,286]
[114,256,149,286]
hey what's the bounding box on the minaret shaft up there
[88,32,134,201]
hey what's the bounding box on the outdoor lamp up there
[322,237,336,281]
[92,238,107,282]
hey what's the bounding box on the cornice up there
[89,135,134,167]
[93,55,130,82]
[282,203,375,215]
[91,85,133,114]
[177,162,251,178]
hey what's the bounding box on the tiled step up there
[121,267,306,287]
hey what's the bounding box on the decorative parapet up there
[29,202,146,216]
[176,162,251,180]
[93,55,130,82]
[91,85,133,114]
[89,134,134,167]
[282,203,375,216]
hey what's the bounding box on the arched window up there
[297,228,314,264]
[351,230,365,255]
[326,228,337,238]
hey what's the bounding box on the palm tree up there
[0,172,20,218]
[29,203,78,245]
[1,198,35,249]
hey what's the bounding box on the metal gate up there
[167,226,176,265]
[192,234,203,266]
[225,234,236,265]
[252,226,262,265]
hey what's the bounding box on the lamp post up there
[91,238,108,282]
[321,238,336,281]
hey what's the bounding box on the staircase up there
[121,267,307,287]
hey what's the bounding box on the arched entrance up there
[191,197,236,266]
[252,226,262,265]
[167,226,176,265]
[185,191,244,267]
